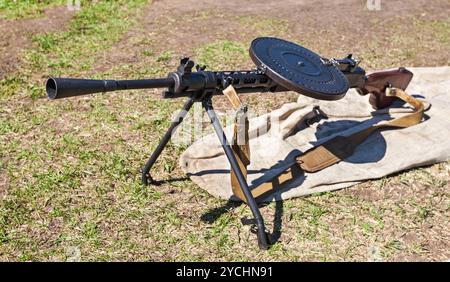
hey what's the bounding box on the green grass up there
[0,0,158,261]
[238,16,289,36]
[357,17,450,69]
[0,0,149,103]
[0,0,65,19]
[196,40,247,70]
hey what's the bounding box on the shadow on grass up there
[149,176,190,186]
[200,200,284,245]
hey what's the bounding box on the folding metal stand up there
[141,95,270,250]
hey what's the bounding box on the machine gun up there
[46,37,414,250]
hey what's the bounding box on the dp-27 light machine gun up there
[46,37,416,250]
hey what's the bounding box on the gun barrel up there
[46,77,175,99]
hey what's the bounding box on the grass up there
[196,40,247,70]
[0,0,65,19]
[0,0,449,261]
[358,17,450,69]
[238,16,289,36]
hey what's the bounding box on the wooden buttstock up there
[358,67,413,109]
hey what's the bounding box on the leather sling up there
[223,86,425,203]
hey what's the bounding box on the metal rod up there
[202,97,269,250]
[141,97,195,185]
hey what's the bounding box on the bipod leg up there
[202,97,269,250]
[141,97,195,185]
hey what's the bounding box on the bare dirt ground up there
[93,0,449,68]
[1,1,448,87]
[0,6,74,80]
[90,0,450,111]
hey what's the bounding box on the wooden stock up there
[358,67,413,109]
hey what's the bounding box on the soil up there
[0,6,74,80]
[85,0,449,111]
[1,0,448,80]
[90,0,450,72]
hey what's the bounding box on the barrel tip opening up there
[46,78,57,99]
